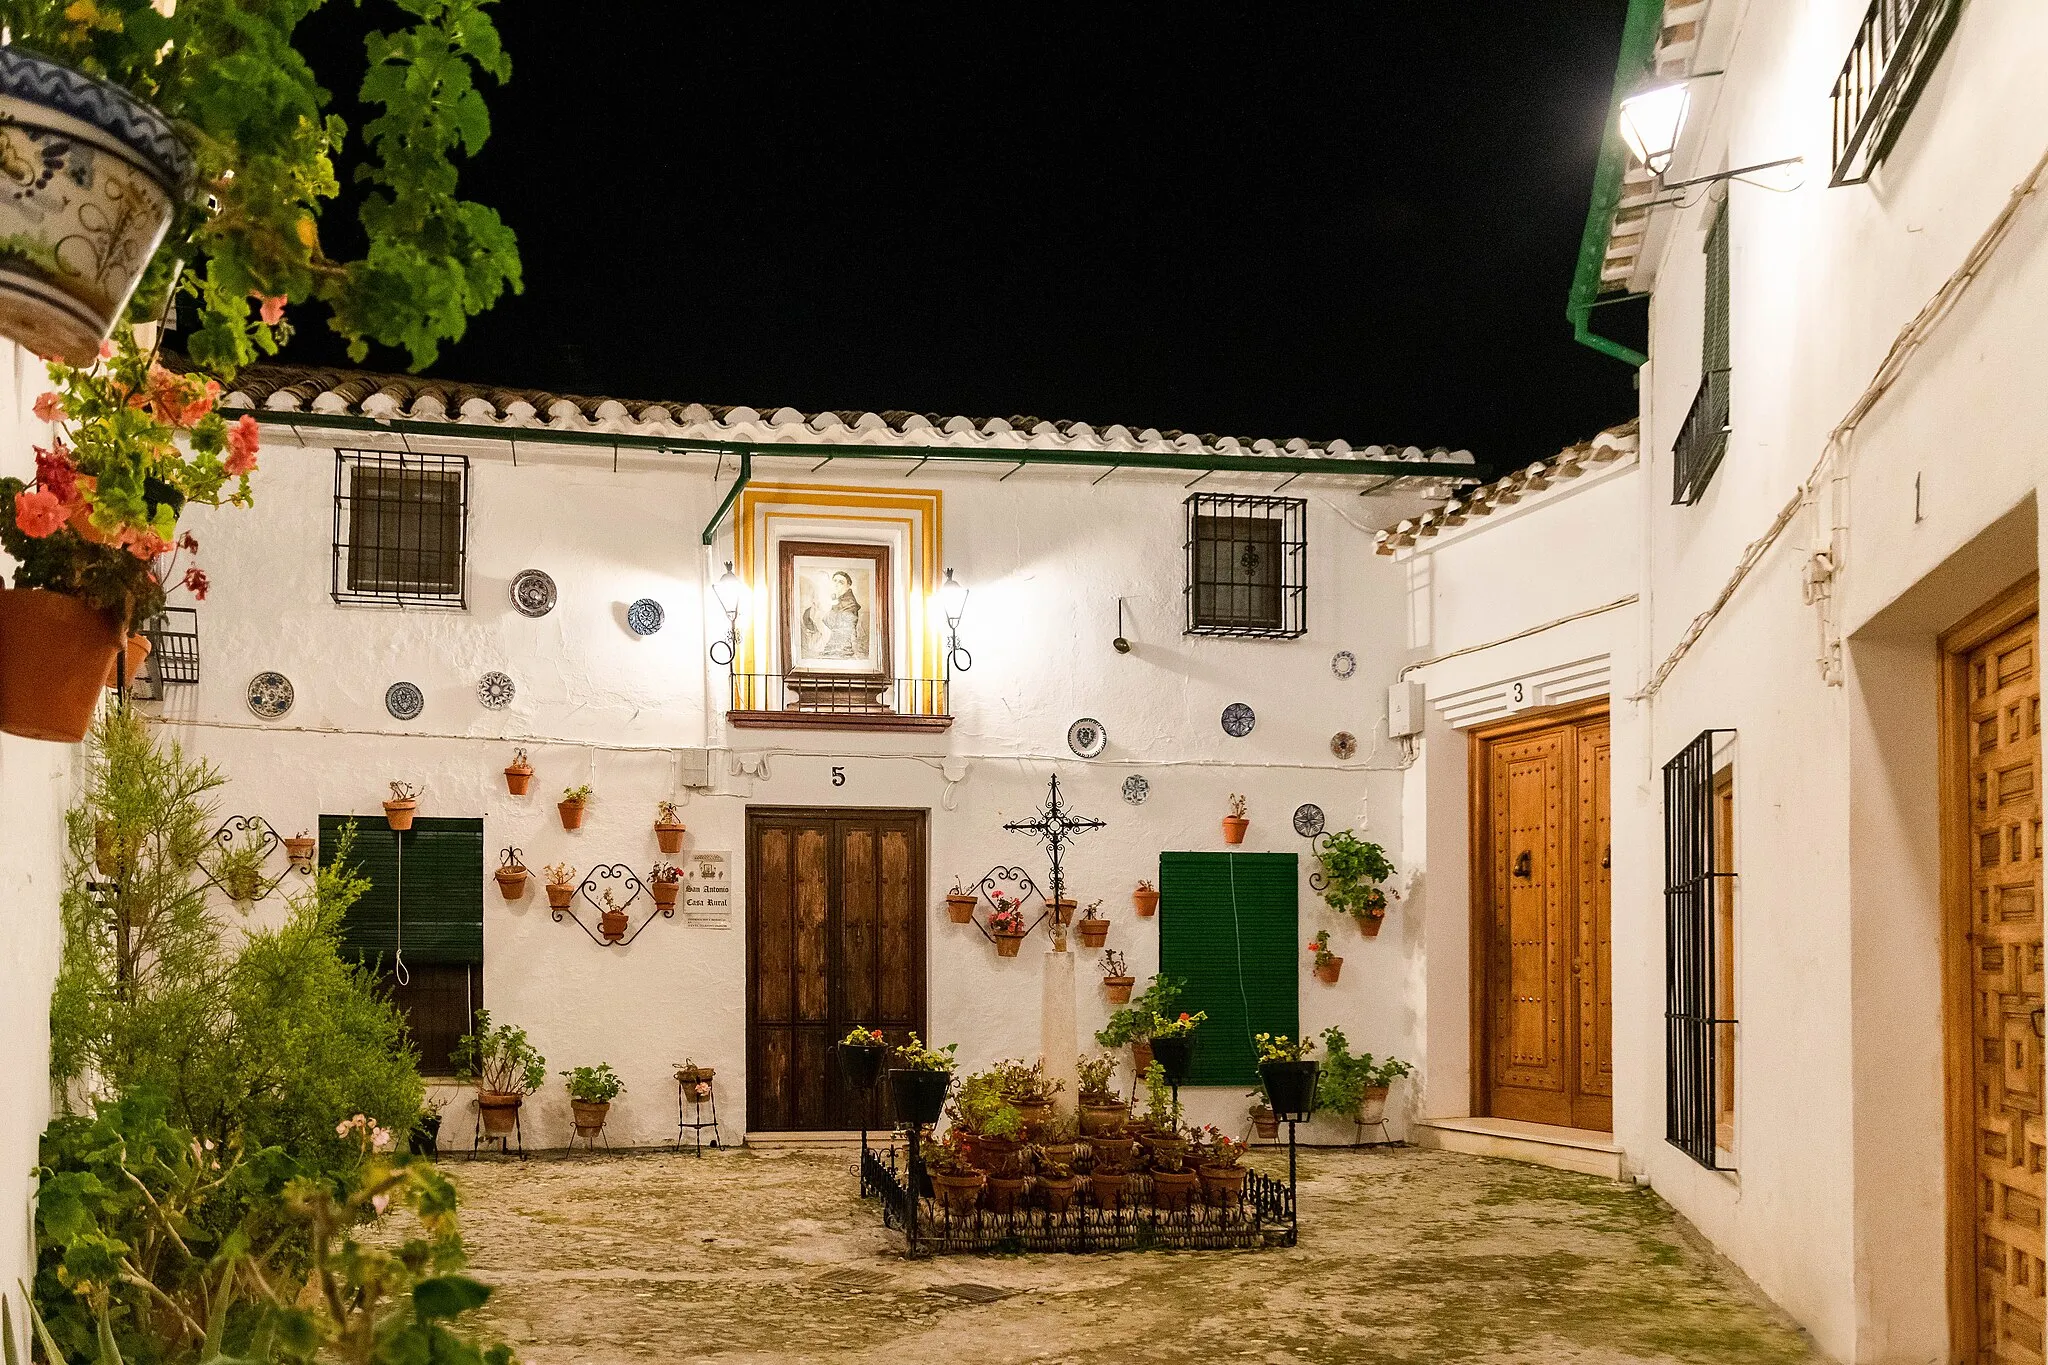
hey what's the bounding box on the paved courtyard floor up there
[449,1144,1821,1365]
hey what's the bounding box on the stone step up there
[1412,1116,1624,1181]
[745,1130,897,1152]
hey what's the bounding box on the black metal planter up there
[1151,1034,1195,1084]
[838,1043,887,1090]
[1259,1060,1319,1120]
[889,1067,950,1127]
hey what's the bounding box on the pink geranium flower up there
[258,293,287,325]
[96,338,114,360]
[13,487,66,537]
[32,391,63,423]
[224,414,260,475]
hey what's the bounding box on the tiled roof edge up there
[1373,419,1640,554]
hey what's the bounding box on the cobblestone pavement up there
[448,1144,1821,1365]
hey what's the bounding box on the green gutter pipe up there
[701,450,751,546]
[247,407,1481,546]
[1565,0,1665,367]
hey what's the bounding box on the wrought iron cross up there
[1003,773,1105,920]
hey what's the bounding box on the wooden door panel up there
[795,828,831,1022]
[754,827,793,1023]
[1576,724,1614,1131]
[880,828,916,1022]
[841,828,877,1024]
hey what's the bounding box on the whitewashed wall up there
[0,340,74,1356]
[1624,1,2048,1358]
[160,435,1431,1148]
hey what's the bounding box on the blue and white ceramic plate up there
[627,598,665,636]
[1331,650,1357,679]
[1122,775,1150,806]
[510,569,556,618]
[1221,702,1256,738]
[1067,717,1107,758]
[247,671,293,720]
[477,671,515,710]
[385,681,424,722]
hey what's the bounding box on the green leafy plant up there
[1254,1032,1314,1063]
[1095,974,1186,1048]
[1076,1053,1118,1101]
[1141,1061,1173,1126]
[451,1012,545,1097]
[560,1064,623,1105]
[561,784,592,804]
[1194,1125,1247,1168]
[923,1134,978,1178]
[1314,1026,1412,1117]
[951,1070,1024,1139]
[991,1057,1062,1105]
[1315,830,1397,922]
[891,1033,957,1073]
[212,829,269,902]
[840,1025,885,1048]
[1151,1009,1207,1039]
[1309,929,1339,972]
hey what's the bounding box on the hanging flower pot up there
[655,800,686,854]
[282,834,317,874]
[1358,910,1386,938]
[1045,896,1077,925]
[1222,793,1249,845]
[558,785,590,830]
[650,877,680,912]
[676,1063,716,1108]
[544,864,577,911]
[599,905,630,943]
[0,48,195,366]
[503,749,533,796]
[1250,1104,1281,1140]
[382,782,419,831]
[944,890,978,923]
[1314,954,1344,984]
[104,633,151,689]
[1258,1060,1320,1121]
[1103,973,1134,1004]
[1076,915,1109,950]
[495,861,529,902]
[1130,1038,1154,1076]
[0,588,121,742]
[993,929,1026,958]
[836,1038,887,1090]
[888,1067,949,1126]
[1131,881,1159,917]
[1151,1034,1196,1084]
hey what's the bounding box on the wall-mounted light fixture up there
[938,568,971,673]
[1619,74,1801,195]
[1113,597,1132,654]
[708,561,743,667]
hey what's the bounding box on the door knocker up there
[1512,850,1533,880]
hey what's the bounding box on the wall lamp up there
[1619,76,1801,194]
[938,568,971,673]
[709,561,743,667]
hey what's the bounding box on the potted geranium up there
[1076,1053,1127,1136]
[1149,1008,1207,1084]
[1309,928,1343,983]
[676,1058,717,1108]
[988,899,1028,957]
[1317,1026,1411,1126]
[1222,793,1249,845]
[495,849,530,901]
[888,1033,957,1127]
[993,1057,1063,1136]
[282,830,316,874]
[504,748,534,796]
[924,1135,986,1216]
[1194,1126,1249,1206]
[383,781,419,831]
[1255,1032,1319,1124]
[944,877,979,924]
[558,784,592,830]
[837,1025,888,1090]
[453,1012,546,1140]
[1131,878,1159,917]
[1074,900,1109,949]
[1100,948,1135,1003]
[1316,830,1398,937]
[655,800,686,854]
[543,863,577,911]
[649,862,681,912]
[562,1063,624,1140]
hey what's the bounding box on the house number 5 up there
[832,766,847,787]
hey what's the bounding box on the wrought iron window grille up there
[1829,0,1965,188]
[1183,493,1306,638]
[129,606,199,699]
[332,450,469,608]
[1664,728,1737,1171]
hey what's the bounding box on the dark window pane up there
[369,961,482,1077]
[1193,514,1284,630]
[338,455,467,603]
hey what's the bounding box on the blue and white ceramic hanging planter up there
[0,48,194,364]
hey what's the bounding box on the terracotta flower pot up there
[1357,1085,1391,1126]
[1088,1170,1130,1211]
[1144,1134,1189,1169]
[225,866,260,903]
[382,799,416,831]
[1102,974,1134,1004]
[982,1174,1028,1215]
[1089,1135,1136,1169]
[546,883,576,910]
[1251,1107,1280,1140]
[1076,919,1109,949]
[931,1170,985,1216]
[1037,1175,1077,1214]
[1046,896,1077,924]
[1314,955,1344,984]
[0,48,193,365]
[494,866,528,901]
[558,799,585,830]
[1151,1168,1200,1213]
[1130,1038,1154,1076]
[1359,912,1385,938]
[104,633,151,688]
[655,821,686,854]
[1131,885,1159,917]
[651,880,679,912]
[944,893,978,923]
[477,1091,523,1137]
[993,929,1026,958]
[1222,815,1249,845]
[1080,1102,1128,1137]
[1013,1097,1053,1135]
[600,908,630,942]
[283,836,317,873]
[0,588,121,742]
[967,1134,1024,1176]
[570,1099,610,1136]
[1200,1164,1249,1207]
[504,764,533,796]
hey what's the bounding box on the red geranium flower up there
[13,487,66,537]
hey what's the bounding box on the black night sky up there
[283,4,1640,476]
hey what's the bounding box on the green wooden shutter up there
[1157,851,1299,1087]
[1704,204,1730,375]
[318,816,484,965]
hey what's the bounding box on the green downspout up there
[1565,0,1665,367]
[701,450,750,546]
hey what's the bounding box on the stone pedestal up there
[1041,946,1080,1117]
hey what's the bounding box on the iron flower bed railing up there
[1672,368,1730,506]
[859,1141,1297,1257]
[1829,0,1965,187]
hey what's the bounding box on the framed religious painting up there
[778,540,893,710]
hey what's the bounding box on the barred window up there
[1184,493,1306,638]
[333,451,468,607]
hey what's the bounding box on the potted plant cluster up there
[282,830,316,874]
[1317,1026,1413,1126]
[989,898,1028,957]
[1100,948,1134,1003]
[1309,928,1343,983]
[559,784,592,830]
[383,781,420,831]
[837,1025,889,1090]
[544,862,578,911]
[888,1032,958,1126]
[945,877,979,923]
[453,1011,547,1140]
[504,748,534,795]
[951,1067,1030,1211]
[496,849,530,901]
[1132,878,1159,917]
[650,861,681,911]
[992,1057,1064,1135]
[1075,899,1110,949]
[1222,793,1250,845]
[1095,973,1186,1076]
[562,1063,624,1140]
[655,800,687,853]
[677,1057,718,1109]
[1316,829,1398,937]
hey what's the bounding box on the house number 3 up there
[831,766,847,787]
[1512,682,1525,703]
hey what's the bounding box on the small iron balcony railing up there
[1672,367,1730,506]
[725,672,951,730]
[1829,0,1964,187]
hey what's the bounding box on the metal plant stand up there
[676,1079,721,1156]
[471,1105,524,1160]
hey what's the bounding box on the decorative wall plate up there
[1221,702,1256,738]
[1122,775,1150,805]
[385,681,424,722]
[477,671,515,710]
[1293,804,1327,838]
[1331,731,1358,760]
[247,671,293,719]
[627,598,665,636]
[510,569,556,618]
[1332,650,1357,679]
[1067,717,1107,758]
